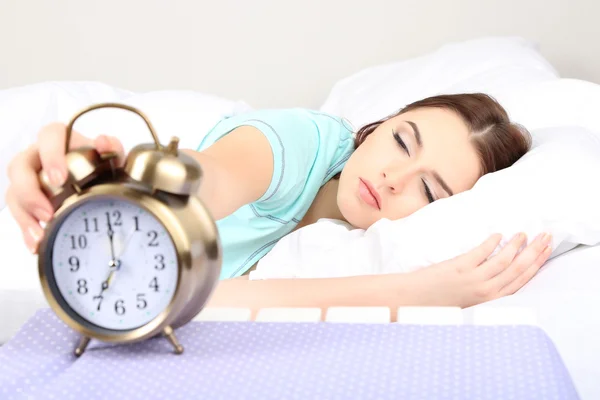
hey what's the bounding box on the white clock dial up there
[50,197,178,331]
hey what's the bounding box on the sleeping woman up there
[5,93,552,320]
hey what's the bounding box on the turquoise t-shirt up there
[196,108,355,279]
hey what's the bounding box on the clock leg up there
[74,336,91,357]
[163,325,184,355]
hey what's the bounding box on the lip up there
[358,178,381,210]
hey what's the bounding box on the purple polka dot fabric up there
[0,309,579,399]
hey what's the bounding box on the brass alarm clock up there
[37,103,222,356]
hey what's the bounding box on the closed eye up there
[393,129,435,203]
[393,130,410,156]
[422,178,435,203]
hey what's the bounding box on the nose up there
[382,164,418,193]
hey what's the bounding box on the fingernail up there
[513,232,525,241]
[544,244,552,255]
[35,207,53,223]
[97,135,110,149]
[541,233,552,246]
[49,168,65,186]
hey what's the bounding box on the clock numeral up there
[136,294,147,309]
[70,235,87,250]
[154,254,165,270]
[147,231,159,247]
[105,210,123,228]
[68,256,80,272]
[77,279,88,295]
[93,295,103,311]
[114,299,126,315]
[149,277,159,292]
[83,217,99,233]
[133,216,141,231]
[113,210,122,226]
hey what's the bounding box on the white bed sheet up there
[0,208,47,343]
[467,244,600,400]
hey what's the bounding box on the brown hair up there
[353,93,532,176]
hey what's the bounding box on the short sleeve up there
[197,108,354,216]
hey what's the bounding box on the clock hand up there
[107,228,117,262]
[99,225,135,300]
[105,210,118,264]
[96,260,120,300]
[106,260,120,286]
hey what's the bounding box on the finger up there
[458,233,503,266]
[492,233,552,291]
[38,123,94,186]
[94,135,126,167]
[7,145,54,222]
[5,188,45,254]
[499,243,552,296]
[108,135,125,162]
[478,233,527,279]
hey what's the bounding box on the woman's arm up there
[206,274,415,322]
[182,126,274,221]
[204,233,552,321]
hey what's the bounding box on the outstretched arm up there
[183,125,275,221]
[5,123,275,251]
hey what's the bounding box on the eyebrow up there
[405,120,454,197]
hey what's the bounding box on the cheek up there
[338,147,378,198]
[382,196,422,220]
[344,140,394,176]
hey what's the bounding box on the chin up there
[337,195,375,230]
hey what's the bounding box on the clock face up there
[49,197,179,331]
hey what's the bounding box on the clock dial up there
[50,197,178,331]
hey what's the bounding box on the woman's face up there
[337,107,482,229]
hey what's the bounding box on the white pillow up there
[320,36,559,130]
[252,73,600,280]
[0,81,252,210]
[62,89,253,154]
[251,125,600,279]
[267,37,600,281]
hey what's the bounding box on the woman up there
[5,93,552,321]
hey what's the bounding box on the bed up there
[2,208,600,399]
[2,2,600,398]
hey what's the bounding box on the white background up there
[0,0,598,108]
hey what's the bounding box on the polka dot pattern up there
[0,309,579,399]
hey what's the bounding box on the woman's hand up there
[406,232,552,308]
[4,122,125,253]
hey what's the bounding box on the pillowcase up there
[320,36,559,130]
[250,125,600,279]
[0,81,252,210]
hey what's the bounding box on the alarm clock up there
[37,103,222,356]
